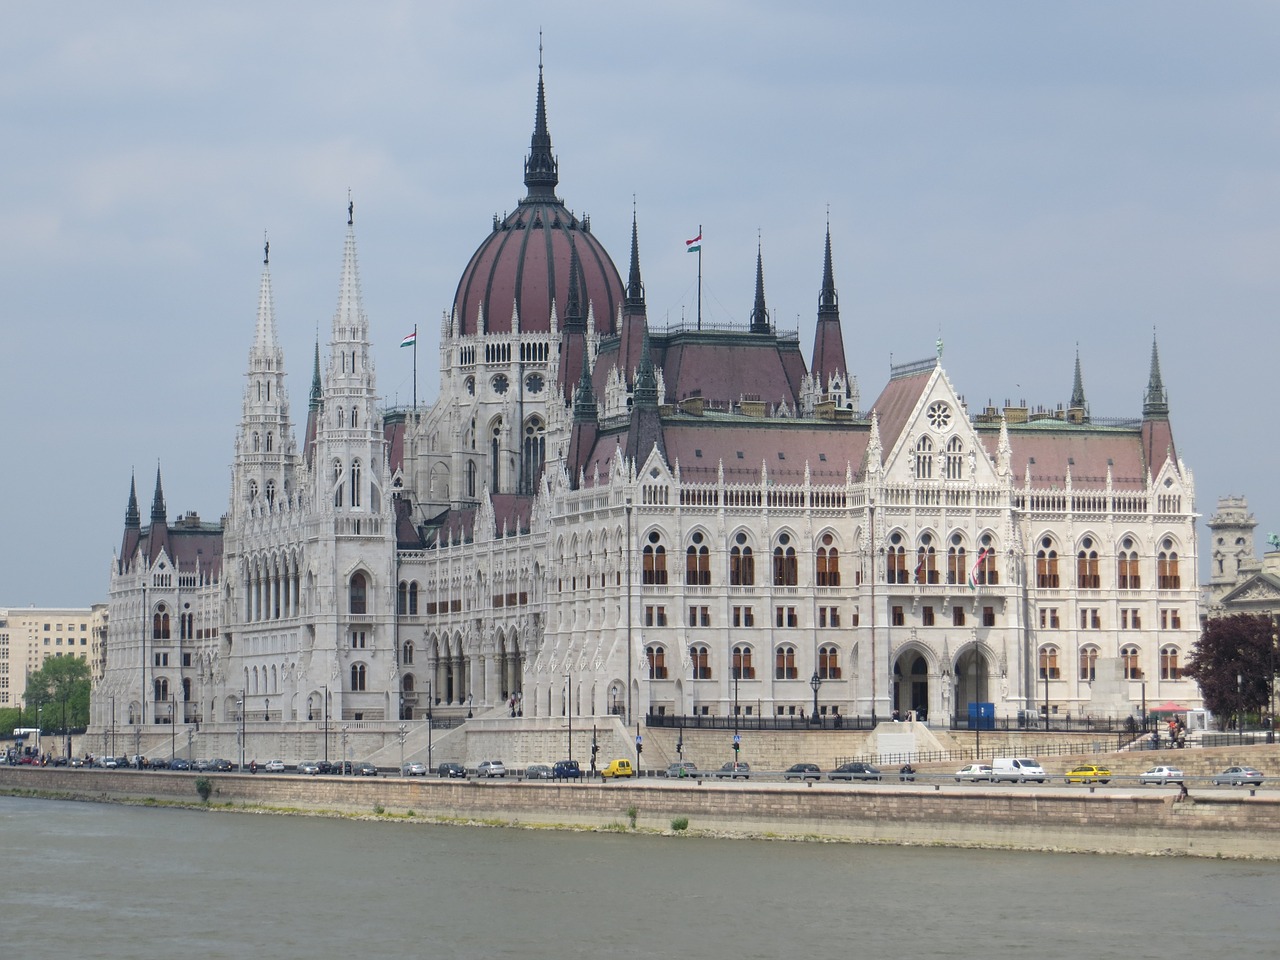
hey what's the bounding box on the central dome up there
[452,68,624,338]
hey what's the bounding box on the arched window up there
[1160,645,1181,680]
[732,645,755,680]
[397,581,408,614]
[647,645,668,680]
[642,532,668,585]
[1079,645,1098,682]
[337,407,345,428]
[154,678,169,703]
[248,479,258,503]
[402,640,414,665]
[773,533,798,586]
[730,533,754,585]
[265,431,273,452]
[774,645,797,680]
[351,406,358,429]
[402,674,415,693]
[521,415,546,495]
[490,420,503,494]
[818,644,841,680]
[915,534,938,584]
[1117,537,1141,589]
[1038,644,1060,680]
[466,460,477,499]
[887,532,907,584]
[1077,537,1100,588]
[685,532,711,586]
[690,645,711,680]
[265,479,275,505]
[945,436,963,480]
[350,460,362,508]
[1158,539,1180,589]
[349,572,368,615]
[351,662,367,691]
[252,432,260,452]
[947,534,967,585]
[1036,537,1060,588]
[914,435,934,480]
[1121,645,1142,680]
[816,533,840,586]
[408,582,418,615]
[182,677,191,702]
[977,534,999,585]
[333,460,344,508]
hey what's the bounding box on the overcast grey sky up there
[3,2,1277,606]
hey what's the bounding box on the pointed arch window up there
[947,535,967,585]
[1121,645,1142,680]
[154,677,169,703]
[466,460,477,499]
[773,533,798,586]
[408,581,418,615]
[685,532,711,586]
[152,608,170,640]
[977,534,999,585]
[252,432,260,452]
[774,645,798,680]
[647,644,668,680]
[337,407,345,428]
[945,436,963,480]
[521,416,546,495]
[914,436,934,480]
[1079,645,1099,682]
[915,534,938,584]
[351,406,358,429]
[1036,538,1060,588]
[1077,537,1100,589]
[265,432,273,452]
[350,460,362,508]
[1160,645,1181,680]
[351,662,367,692]
[1118,538,1141,589]
[816,533,840,586]
[886,532,907,584]
[690,644,712,680]
[642,532,668,585]
[397,581,408,615]
[333,460,344,508]
[818,644,841,680]
[732,644,755,680]
[402,640,414,665]
[248,480,258,503]
[1038,644,1060,680]
[265,479,275,505]
[349,572,368,615]
[730,533,754,585]
[1158,539,1180,589]
[490,420,503,494]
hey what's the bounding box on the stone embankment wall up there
[3,766,1277,860]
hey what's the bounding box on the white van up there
[992,757,1047,783]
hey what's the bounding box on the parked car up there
[601,758,635,778]
[401,761,427,776]
[991,757,1047,783]
[828,762,882,782]
[264,759,287,773]
[168,757,191,771]
[330,761,354,775]
[1063,764,1111,784]
[208,758,234,772]
[784,763,822,781]
[477,759,508,778]
[665,761,698,779]
[1139,765,1184,785]
[525,763,554,780]
[97,756,120,769]
[552,759,581,780]
[353,761,378,777]
[955,763,994,782]
[1212,766,1264,786]
[298,760,322,775]
[191,758,210,772]
[714,761,750,779]
[437,761,467,779]
[69,757,86,768]
[149,756,171,770]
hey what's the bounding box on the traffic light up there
[733,739,739,754]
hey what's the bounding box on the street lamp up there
[467,693,473,719]
[426,680,433,770]
[565,675,573,762]
[1238,672,1245,746]
[169,696,175,761]
[110,695,116,759]
[323,684,330,766]
[264,698,270,722]
[1140,677,1147,733]
[1043,669,1050,732]
[809,671,822,725]
[397,723,408,776]
[341,725,350,769]
[236,691,246,772]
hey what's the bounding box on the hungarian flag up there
[968,548,989,590]
[686,232,702,253]
[400,331,416,348]
[914,557,926,582]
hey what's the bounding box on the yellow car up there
[601,758,635,778]
[1063,764,1111,784]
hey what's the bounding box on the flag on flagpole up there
[968,548,989,590]
[685,232,702,253]
[400,331,417,348]
[914,557,926,583]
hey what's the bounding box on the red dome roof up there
[452,66,624,338]
[452,202,624,337]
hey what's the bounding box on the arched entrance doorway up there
[953,646,992,720]
[891,651,930,721]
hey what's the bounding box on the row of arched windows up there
[886,532,999,586]
[1036,536,1181,590]
[914,435,966,481]
[644,531,845,587]
[397,580,420,615]
[646,643,844,682]
[1040,644,1182,681]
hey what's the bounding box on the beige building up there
[0,605,103,713]
[1203,495,1280,626]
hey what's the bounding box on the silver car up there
[955,763,994,782]
[1139,765,1184,785]
[401,761,427,776]
[477,759,507,778]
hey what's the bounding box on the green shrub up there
[195,777,213,802]
[670,816,689,832]
[627,805,638,829]
[372,803,385,815]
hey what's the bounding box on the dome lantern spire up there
[523,43,559,202]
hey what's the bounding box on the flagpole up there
[696,222,703,330]
[412,323,418,410]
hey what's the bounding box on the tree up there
[23,656,92,733]
[1184,614,1275,723]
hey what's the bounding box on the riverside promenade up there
[4,759,1278,860]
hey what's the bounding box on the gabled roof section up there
[866,359,936,456]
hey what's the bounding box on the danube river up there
[4,796,1276,959]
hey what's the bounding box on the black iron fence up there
[646,713,877,732]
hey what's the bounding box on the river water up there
[3,795,1276,959]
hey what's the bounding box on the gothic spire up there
[253,236,279,357]
[573,353,597,422]
[625,204,645,310]
[309,340,322,411]
[818,221,838,318]
[150,464,167,524]
[125,472,140,529]
[564,239,584,326]
[810,221,849,387]
[749,239,769,333]
[633,325,658,409]
[523,51,559,201]
[1070,347,1086,409]
[1143,331,1168,419]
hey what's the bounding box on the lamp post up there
[323,684,330,766]
[565,674,573,762]
[187,727,195,763]
[264,698,269,722]
[169,697,175,761]
[341,725,350,770]
[61,687,71,762]
[397,723,408,776]
[426,680,433,770]
[110,695,116,759]
[467,692,473,719]
[236,691,246,771]
[1140,677,1147,733]
[1043,669,1050,732]
[37,703,43,756]
[1238,672,1245,746]
[809,671,822,726]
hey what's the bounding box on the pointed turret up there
[148,464,171,560]
[616,208,648,385]
[567,359,599,488]
[558,240,589,396]
[119,473,141,567]
[1070,349,1086,409]
[624,207,644,311]
[309,341,322,411]
[810,222,849,387]
[749,241,769,333]
[523,54,559,201]
[625,325,666,466]
[150,465,167,524]
[1143,333,1168,419]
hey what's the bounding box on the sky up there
[3,1,1278,606]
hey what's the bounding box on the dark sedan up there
[208,758,234,772]
[437,762,467,779]
[828,762,881,782]
[784,763,822,781]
